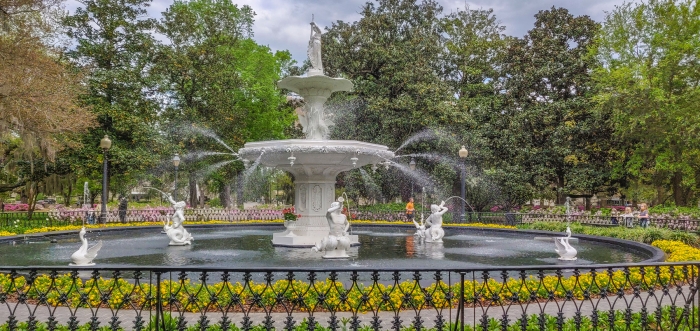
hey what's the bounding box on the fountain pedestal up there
[239,140,392,247]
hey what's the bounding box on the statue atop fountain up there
[239,18,394,248]
[425,201,448,243]
[163,194,193,246]
[307,22,323,75]
[312,198,351,258]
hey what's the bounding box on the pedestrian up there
[118,196,128,224]
[87,209,96,225]
[405,197,415,222]
[638,203,649,228]
[622,207,635,228]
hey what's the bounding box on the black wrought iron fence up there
[0,262,698,330]
[0,211,54,228]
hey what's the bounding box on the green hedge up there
[519,222,699,246]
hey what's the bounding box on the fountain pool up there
[0,225,656,268]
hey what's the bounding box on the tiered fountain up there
[239,22,394,247]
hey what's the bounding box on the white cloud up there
[65,0,626,63]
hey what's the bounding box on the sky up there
[65,0,627,64]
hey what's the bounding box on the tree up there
[442,7,508,108]
[594,0,700,206]
[62,0,166,196]
[322,0,454,149]
[492,7,611,203]
[0,0,94,158]
[156,0,294,207]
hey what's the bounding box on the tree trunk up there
[220,183,232,208]
[236,173,245,208]
[189,173,198,208]
[26,182,38,219]
[63,180,73,206]
[672,171,687,206]
[199,184,205,206]
[556,175,565,205]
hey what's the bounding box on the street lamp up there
[100,135,112,224]
[172,153,180,200]
[409,158,416,198]
[459,146,468,222]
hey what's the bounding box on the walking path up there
[2,287,695,329]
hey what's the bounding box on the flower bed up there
[352,220,517,229]
[652,240,700,262]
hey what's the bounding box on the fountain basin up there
[0,224,662,268]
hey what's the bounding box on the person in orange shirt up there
[405,197,415,222]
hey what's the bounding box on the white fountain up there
[239,21,394,247]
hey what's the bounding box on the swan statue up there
[554,226,577,261]
[70,227,102,266]
[312,198,351,258]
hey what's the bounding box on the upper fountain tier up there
[240,22,394,174]
[238,140,394,179]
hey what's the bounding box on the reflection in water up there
[164,245,193,265]
[0,226,652,268]
[415,241,444,259]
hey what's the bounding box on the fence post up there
[453,272,465,331]
[156,272,162,331]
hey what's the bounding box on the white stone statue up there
[413,215,427,240]
[554,226,577,261]
[307,22,323,74]
[312,198,350,258]
[70,227,102,266]
[425,201,448,243]
[163,194,194,246]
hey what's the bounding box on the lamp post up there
[172,153,180,200]
[100,135,112,224]
[459,146,468,223]
[409,158,416,198]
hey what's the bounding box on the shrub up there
[520,222,699,245]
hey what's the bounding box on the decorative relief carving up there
[312,185,322,211]
[299,184,307,212]
[326,184,334,206]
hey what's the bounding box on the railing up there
[0,262,697,330]
[0,211,53,228]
